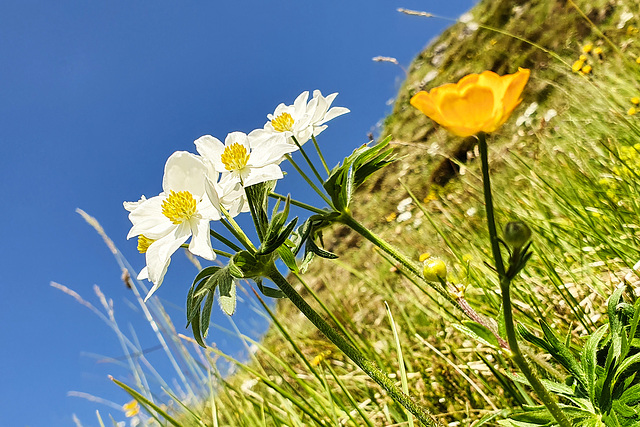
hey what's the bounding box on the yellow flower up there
[572,59,585,72]
[419,252,431,262]
[123,400,140,418]
[581,64,592,74]
[631,97,640,105]
[579,54,588,61]
[636,57,640,64]
[582,43,593,53]
[629,107,638,116]
[593,47,603,56]
[410,68,530,137]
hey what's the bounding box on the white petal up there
[320,106,350,124]
[225,131,251,151]
[293,91,310,116]
[248,141,298,167]
[137,266,149,280]
[188,218,216,261]
[127,195,174,240]
[144,224,190,290]
[243,164,283,187]
[123,195,147,212]
[162,151,208,197]
[195,135,226,172]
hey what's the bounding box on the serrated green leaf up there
[538,320,587,387]
[256,279,286,298]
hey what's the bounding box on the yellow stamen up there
[137,235,155,253]
[162,190,197,224]
[220,143,250,172]
[271,112,294,132]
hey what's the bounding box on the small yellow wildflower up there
[386,212,397,222]
[123,400,140,418]
[631,97,640,105]
[582,43,593,53]
[636,57,640,64]
[579,54,588,61]
[627,26,639,36]
[572,59,585,73]
[419,252,431,262]
[462,254,473,263]
[593,47,603,57]
[581,64,592,74]
[311,350,332,367]
[629,107,638,116]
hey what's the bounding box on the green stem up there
[209,229,242,252]
[285,154,334,207]
[311,134,331,175]
[266,264,442,427]
[291,135,325,183]
[269,192,327,215]
[478,133,571,427]
[339,213,455,305]
[477,132,505,277]
[219,208,256,253]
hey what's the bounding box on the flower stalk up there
[478,133,571,427]
[265,263,443,427]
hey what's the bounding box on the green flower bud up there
[423,257,447,282]
[503,221,532,249]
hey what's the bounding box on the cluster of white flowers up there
[124,90,349,300]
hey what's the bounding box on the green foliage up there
[505,290,640,426]
[323,136,395,213]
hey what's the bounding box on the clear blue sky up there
[0,1,475,425]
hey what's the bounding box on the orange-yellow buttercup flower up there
[410,68,530,137]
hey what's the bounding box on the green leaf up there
[277,245,298,273]
[228,251,263,278]
[256,278,286,298]
[454,321,500,348]
[323,137,394,212]
[582,324,609,406]
[199,290,215,340]
[245,180,277,239]
[218,280,237,316]
[110,377,183,427]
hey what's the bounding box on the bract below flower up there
[194,131,297,188]
[410,68,530,137]
[125,151,220,300]
[249,90,349,147]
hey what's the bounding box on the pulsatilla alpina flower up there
[125,151,220,300]
[249,90,350,147]
[410,68,530,137]
[194,131,297,187]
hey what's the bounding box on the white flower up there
[125,151,220,300]
[249,90,349,147]
[194,131,297,188]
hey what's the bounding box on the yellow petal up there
[439,86,495,137]
[410,91,444,124]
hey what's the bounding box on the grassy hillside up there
[213,0,640,425]
[93,0,640,425]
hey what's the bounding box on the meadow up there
[64,0,640,425]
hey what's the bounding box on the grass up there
[65,0,640,425]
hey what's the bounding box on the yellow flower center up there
[137,235,155,253]
[220,143,250,172]
[271,112,294,132]
[162,190,197,224]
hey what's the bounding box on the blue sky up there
[0,1,475,425]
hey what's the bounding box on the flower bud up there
[503,221,532,249]
[423,258,447,282]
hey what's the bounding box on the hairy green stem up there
[285,154,334,207]
[339,213,455,305]
[269,191,327,215]
[311,134,331,175]
[478,133,571,427]
[209,229,243,252]
[266,264,443,427]
[291,135,326,183]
